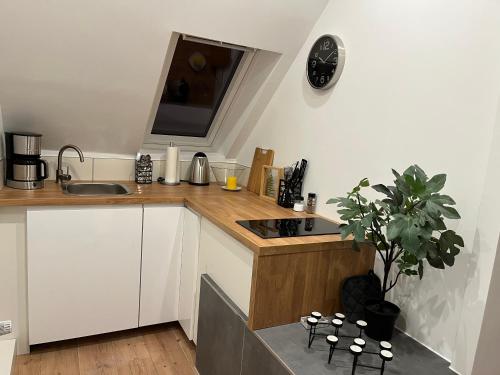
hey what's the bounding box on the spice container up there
[306,193,317,214]
[293,196,305,212]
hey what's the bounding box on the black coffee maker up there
[5,132,48,190]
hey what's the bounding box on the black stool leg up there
[380,360,386,375]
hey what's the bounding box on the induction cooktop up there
[236,218,341,239]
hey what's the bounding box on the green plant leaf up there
[405,174,426,196]
[427,174,446,193]
[326,198,339,204]
[361,212,374,227]
[372,184,392,197]
[419,240,439,259]
[439,230,464,256]
[359,178,370,187]
[339,222,355,240]
[388,215,421,252]
[386,217,405,240]
[414,165,428,183]
[427,254,445,269]
[353,221,366,242]
[426,196,461,219]
[400,217,421,252]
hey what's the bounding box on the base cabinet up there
[196,275,246,375]
[139,205,184,327]
[196,275,292,375]
[27,206,143,345]
[27,204,185,345]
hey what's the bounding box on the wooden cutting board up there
[247,147,275,194]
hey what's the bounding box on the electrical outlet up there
[0,320,12,335]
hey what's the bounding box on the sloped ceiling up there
[0,0,328,154]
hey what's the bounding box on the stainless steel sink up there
[63,183,133,196]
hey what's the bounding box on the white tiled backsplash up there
[39,156,250,186]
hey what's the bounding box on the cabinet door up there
[27,206,142,345]
[193,218,254,344]
[179,208,200,340]
[140,205,183,326]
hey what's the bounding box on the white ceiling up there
[0,0,329,155]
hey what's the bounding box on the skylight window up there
[151,35,244,138]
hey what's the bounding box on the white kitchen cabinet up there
[178,207,201,340]
[139,205,184,327]
[193,217,254,344]
[27,206,143,345]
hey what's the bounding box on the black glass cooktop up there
[236,218,341,239]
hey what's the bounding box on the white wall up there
[235,1,500,373]
[471,237,500,375]
[0,209,28,354]
[0,0,328,154]
[466,96,500,375]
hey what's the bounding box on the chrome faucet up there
[56,145,85,183]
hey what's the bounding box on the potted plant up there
[327,165,463,340]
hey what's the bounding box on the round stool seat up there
[356,320,368,328]
[326,335,339,345]
[331,318,343,328]
[353,338,366,348]
[334,312,346,321]
[307,317,318,326]
[349,344,363,356]
[311,311,322,320]
[380,349,393,361]
[379,341,392,351]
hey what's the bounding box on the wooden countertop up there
[0,182,351,256]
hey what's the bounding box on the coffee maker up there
[5,132,48,190]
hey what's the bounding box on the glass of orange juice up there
[226,176,238,190]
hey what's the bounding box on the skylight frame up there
[143,33,255,151]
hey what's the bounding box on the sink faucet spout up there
[56,145,85,183]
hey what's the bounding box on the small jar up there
[293,196,305,212]
[306,193,317,214]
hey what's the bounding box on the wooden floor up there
[14,323,197,375]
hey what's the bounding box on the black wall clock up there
[306,34,345,90]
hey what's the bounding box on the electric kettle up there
[189,152,210,185]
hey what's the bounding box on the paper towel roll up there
[165,144,180,184]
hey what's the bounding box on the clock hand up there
[324,51,335,62]
[318,56,325,63]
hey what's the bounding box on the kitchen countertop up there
[0,182,352,256]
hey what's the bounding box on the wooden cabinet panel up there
[248,245,376,330]
[139,205,184,327]
[27,206,142,344]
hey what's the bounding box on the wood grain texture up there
[246,148,274,194]
[0,182,352,256]
[248,244,375,330]
[14,324,196,375]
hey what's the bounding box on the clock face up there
[307,35,345,89]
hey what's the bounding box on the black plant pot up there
[364,300,400,341]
